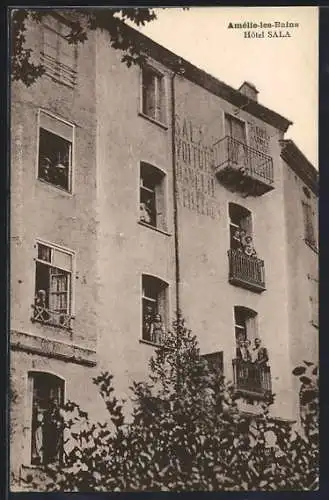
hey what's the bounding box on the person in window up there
[140,201,152,224]
[251,338,269,390]
[150,313,165,344]
[236,338,252,383]
[244,235,257,257]
[239,229,247,250]
[32,409,45,465]
[40,156,53,183]
[232,228,243,252]
[143,303,154,341]
[53,163,68,189]
[236,338,251,362]
[252,338,269,366]
[34,289,50,322]
[43,397,63,464]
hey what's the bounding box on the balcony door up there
[225,114,247,144]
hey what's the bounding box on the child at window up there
[150,313,165,345]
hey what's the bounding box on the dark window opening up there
[30,372,64,466]
[142,275,168,344]
[38,128,71,191]
[302,201,317,249]
[229,203,255,255]
[140,163,166,231]
[234,306,257,344]
[142,67,165,123]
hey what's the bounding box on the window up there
[229,203,255,254]
[302,201,317,250]
[38,110,74,192]
[41,16,77,87]
[140,163,166,231]
[29,372,64,466]
[234,306,258,344]
[32,241,74,329]
[142,274,168,344]
[225,114,247,144]
[141,66,166,124]
[308,275,319,328]
[202,351,223,374]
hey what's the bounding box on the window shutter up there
[302,201,316,246]
[308,275,319,327]
[39,112,73,142]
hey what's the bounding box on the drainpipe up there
[170,72,181,321]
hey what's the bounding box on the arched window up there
[142,274,169,344]
[140,162,167,231]
[29,371,65,466]
[229,202,253,251]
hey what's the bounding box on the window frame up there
[228,202,253,250]
[301,200,318,252]
[139,161,168,233]
[224,112,249,145]
[141,274,169,345]
[308,274,319,329]
[234,306,258,344]
[139,64,168,128]
[26,370,66,467]
[33,239,76,325]
[40,16,78,88]
[36,109,75,195]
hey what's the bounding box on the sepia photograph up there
[10,6,318,492]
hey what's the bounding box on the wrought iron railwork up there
[232,358,272,399]
[213,136,274,196]
[228,249,266,292]
[31,304,73,330]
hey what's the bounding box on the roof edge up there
[122,23,293,133]
[280,139,318,195]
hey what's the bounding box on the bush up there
[28,317,318,492]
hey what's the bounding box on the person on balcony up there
[236,338,251,362]
[232,228,243,252]
[252,338,269,365]
[244,235,257,257]
[150,313,165,345]
[251,338,269,389]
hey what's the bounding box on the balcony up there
[228,249,266,293]
[232,359,272,400]
[213,136,274,196]
[31,304,73,330]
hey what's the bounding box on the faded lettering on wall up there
[248,121,270,154]
[175,116,218,218]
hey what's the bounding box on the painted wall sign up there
[175,116,218,218]
[248,121,271,154]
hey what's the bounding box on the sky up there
[136,6,318,168]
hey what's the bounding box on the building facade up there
[10,12,318,490]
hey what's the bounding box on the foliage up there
[11,8,160,87]
[24,317,319,492]
[11,8,190,87]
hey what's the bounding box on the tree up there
[23,317,319,492]
[11,8,170,87]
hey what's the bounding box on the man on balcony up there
[251,338,269,391]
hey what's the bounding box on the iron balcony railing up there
[213,136,274,188]
[232,358,272,398]
[31,304,73,330]
[228,249,265,292]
